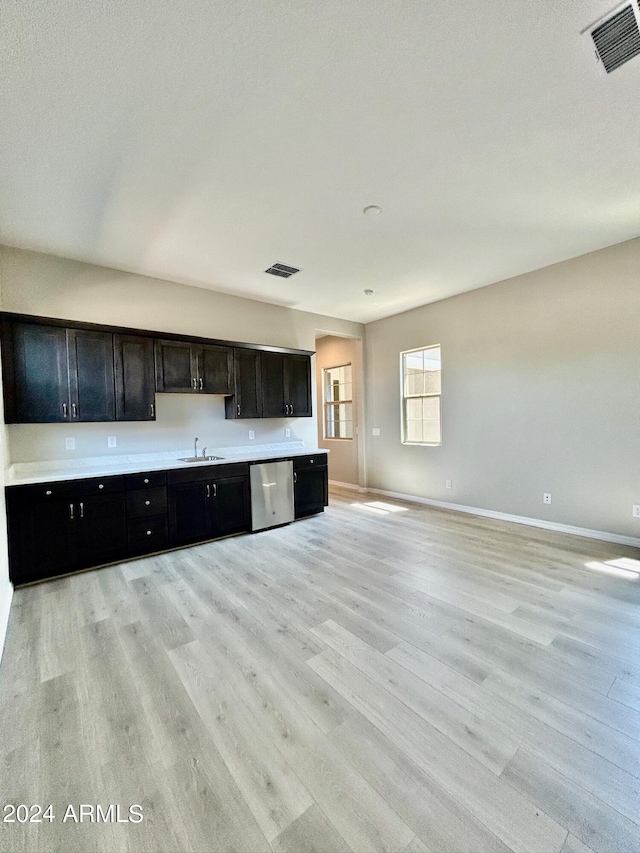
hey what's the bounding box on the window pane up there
[324,402,353,440]
[406,418,422,443]
[401,346,441,444]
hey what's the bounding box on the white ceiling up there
[2,0,640,323]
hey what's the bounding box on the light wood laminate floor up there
[1,487,640,853]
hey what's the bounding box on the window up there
[401,345,441,444]
[323,363,353,439]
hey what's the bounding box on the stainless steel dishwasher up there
[250,460,295,531]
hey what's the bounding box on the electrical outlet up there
[285,428,291,438]
[633,505,640,518]
[65,437,75,451]
[543,493,552,505]
[248,430,255,440]
[372,428,380,436]
[107,435,116,448]
[445,479,452,489]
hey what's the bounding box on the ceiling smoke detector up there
[363,205,382,216]
[584,1,640,73]
[264,262,301,278]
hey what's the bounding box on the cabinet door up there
[155,340,198,393]
[294,466,328,518]
[168,481,212,545]
[225,348,262,418]
[260,352,286,418]
[284,354,312,417]
[198,345,233,394]
[12,323,70,423]
[114,334,156,421]
[68,329,115,421]
[7,495,77,584]
[76,492,127,569]
[211,475,250,537]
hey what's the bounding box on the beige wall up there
[365,237,640,539]
[0,246,363,463]
[316,335,360,486]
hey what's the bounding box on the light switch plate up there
[285,428,291,438]
[65,437,75,451]
[372,428,381,436]
[249,430,255,440]
[107,436,116,448]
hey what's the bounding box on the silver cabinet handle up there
[206,484,211,499]
[45,490,52,496]
[146,529,152,536]
[69,503,74,520]
[236,403,241,416]
[213,483,217,498]
[145,500,151,506]
[285,404,289,415]
[98,484,104,490]
[79,501,84,518]
[143,478,149,484]
[290,404,294,415]
[150,403,154,418]
[294,472,297,484]
[192,377,197,389]
[71,403,78,418]
[62,402,68,419]
[199,377,203,391]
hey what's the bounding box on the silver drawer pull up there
[143,478,149,484]
[145,500,151,506]
[45,490,52,496]
[146,530,152,536]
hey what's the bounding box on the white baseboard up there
[329,480,361,491]
[365,488,640,549]
[0,581,14,665]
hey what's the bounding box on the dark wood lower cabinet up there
[168,465,251,546]
[6,476,126,585]
[294,455,329,518]
[6,456,324,585]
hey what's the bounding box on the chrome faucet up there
[194,437,199,459]
[202,447,207,459]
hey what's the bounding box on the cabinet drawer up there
[8,474,124,504]
[126,487,167,518]
[125,471,167,490]
[293,454,328,470]
[128,516,169,555]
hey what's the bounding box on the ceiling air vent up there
[589,2,640,72]
[264,262,301,278]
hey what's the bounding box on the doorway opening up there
[314,332,364,490]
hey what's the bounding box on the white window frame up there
[323,362,353,441]
[400,345,442,446]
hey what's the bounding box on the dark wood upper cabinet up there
[261,352,286,417]
[9,323,116,423]
[114,334,156,421]
[260,351,312,419]
[11,323,70,423]
[68,329,115,422]
[155,339,232,395]
[225,348,262,419]
[199,344,233,394]
[1,313,313,423]
[284,354,312,417]
[155,339,197,393]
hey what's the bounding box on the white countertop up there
[5,442,329,487]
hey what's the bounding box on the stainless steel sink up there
[178,455,225,463]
